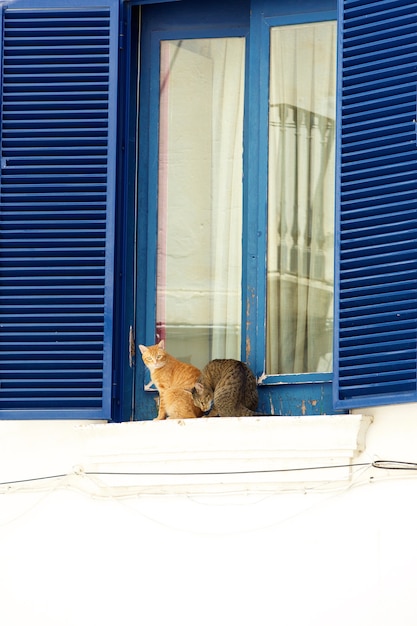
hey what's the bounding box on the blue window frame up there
[245,5,336,387]
[129,0,338,420]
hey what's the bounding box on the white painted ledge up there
[0,415,373,495]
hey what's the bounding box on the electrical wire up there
[0,461,373,487]
[82,462,372,477]
[371,460,417,471]
[2,460,417,490]
[0,473,68,487]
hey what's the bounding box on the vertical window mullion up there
[242,8,270,374]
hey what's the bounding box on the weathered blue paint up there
[257,382,343,416]
[136,382,339,420]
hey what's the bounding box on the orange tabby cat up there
[139,340,203,420]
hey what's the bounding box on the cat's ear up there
[138,344,147,354]
[194,382,204,394]
[158,339,165,349]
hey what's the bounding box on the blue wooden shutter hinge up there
[119,18,126,49]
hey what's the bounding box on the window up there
[133,0,337,419]
[0,0,338,421]
[3,0,417,419]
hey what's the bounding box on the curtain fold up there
[210,38,245,357]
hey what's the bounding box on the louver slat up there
[334,0,417,408]
[0,1,118,418]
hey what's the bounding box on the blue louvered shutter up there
[334,0,417,409]
[0,0,119,419]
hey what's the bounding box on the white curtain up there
[267,22,336,374]
[209,38,245,358]
[157,38,245,368]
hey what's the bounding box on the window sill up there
[80,414,373,494]
[0,415,372,495]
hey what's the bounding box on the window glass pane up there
[266,21,336,375]
[157,38,245,368]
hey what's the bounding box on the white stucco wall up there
[1,409,417,626]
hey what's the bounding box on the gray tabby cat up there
[191,359,261,417]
